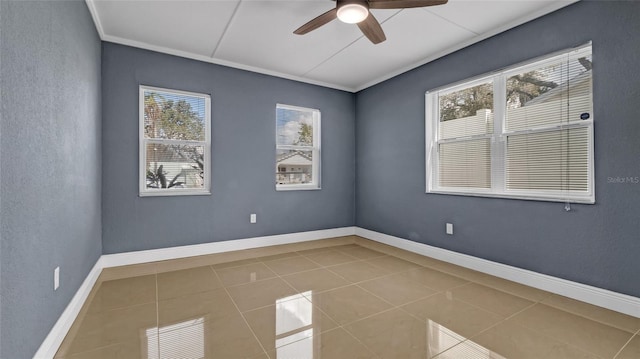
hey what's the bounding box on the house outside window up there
[139,85,211,196]
[426,44,594,203]
[276,104,321,190]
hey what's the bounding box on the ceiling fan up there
[294,0,448,44]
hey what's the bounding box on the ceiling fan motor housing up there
[336,0,370,24]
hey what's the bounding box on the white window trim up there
[139,85,211,197]
[276,104,321,191]
[425,44,594,204]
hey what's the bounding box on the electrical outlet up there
[250,213,257,223]
[54,267,60,291]
[446,223,453,235]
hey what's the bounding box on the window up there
[426,44,594,203]
[140,86,211,196]
[276,104,321,190]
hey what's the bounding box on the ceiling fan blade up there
[357,12,386,44]
[294,8,338,35]
[369,0,448,10]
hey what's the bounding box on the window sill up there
[276,184,321,191]
[426,189,595,204]
[139,190,211,198]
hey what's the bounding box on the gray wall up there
[0,1,102,358]
[355,0,640,298]
[101,43,355,254]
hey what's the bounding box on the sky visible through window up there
[277,107,313,146]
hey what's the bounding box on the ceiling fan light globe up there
[337,4,369,24]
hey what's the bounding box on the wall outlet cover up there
[54,267,60,290]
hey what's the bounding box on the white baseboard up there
[33,226,356,358]
[33,257,105,359]
[355,227,640,318]
[101,227,357,268]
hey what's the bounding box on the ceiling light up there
[337,2,369,24]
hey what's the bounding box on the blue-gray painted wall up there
[101,43,356,254]
[355,1,640,298]
[0,1,102,358]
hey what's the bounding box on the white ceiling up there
[87,0,578,92]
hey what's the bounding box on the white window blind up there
[139,86,211,196]
[439,139,492,189]
[506,127,589,192]
[426,44,594,203]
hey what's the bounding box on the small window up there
[426,44,594,203]
[276,104,321,190]
[140,86,211,196]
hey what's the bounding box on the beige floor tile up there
[425,261,488,282]
[203,314,265,359]
[227,277,298,312]
[98,263,156,281]
[281,268,350,294]
[153,314,264,359]
[354,238,405,256]
[268,328,376,359]
[257,251,300,262]
[301,249,358,267]
[345,308,461,359]
[243,295,338,352]
[366,255,422,273]
[327,260,391,283]
[153,255,223,273]
[295,246,336,256]
[56,339,154,359]
[616,334,640,359]
[322,243,356,250]
[263,256,320,276]
[406,254,453,269]
[402,292,503,339]
[438,320,601,359]
[511,303,633,358]
[333,244,386,260]
[311,285,392,326]
[157,266,222,300]
[358,273,437,306]
[474,274,552,302]
[216,262,278,287]
[212,257,260,270]
[196,245,281,265]
[87,275,156,314]
[327,243,360,250]
[157,288,239,327]
[286,236,355,253]
[451,282,535,318]
[403,267,469,291]
[241,245,292,257]
[393,251,439,266]
[62,303,158,355]
[542,294,640,333]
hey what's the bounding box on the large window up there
[140,86,211,196]
[426,44,594,203]
[276,104,321,190]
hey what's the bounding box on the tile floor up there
[54,236,640,359]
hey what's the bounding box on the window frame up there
[139,85,211,197]
[275,103,321,191]
[426,44,594,204]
